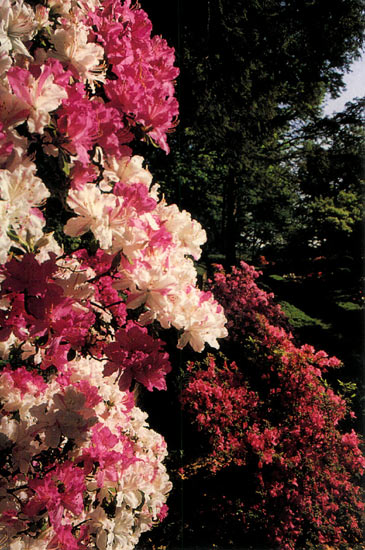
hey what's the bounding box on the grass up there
[279,300,332,330]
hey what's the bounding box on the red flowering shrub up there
[209,261,289,342]
[181,262,365,549]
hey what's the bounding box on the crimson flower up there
[104,320,171,391]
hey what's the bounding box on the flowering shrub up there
[181,263,365,549]
[209,261,289,342]
[0,1,227,548]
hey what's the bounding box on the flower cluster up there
[0,1,227,548]
[181,263,365,549]
[0,357,171,550]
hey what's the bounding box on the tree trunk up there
[223,174,238,267]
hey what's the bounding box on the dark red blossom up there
[1,253,57,297]
[209,261,289,341]
[104,320,171,391]
[0,255,95,368]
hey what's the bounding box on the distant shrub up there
[336,300,362,312]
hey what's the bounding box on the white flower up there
[0,162,50,255]
[0,45,11,76]
[0,127,28,170]
[0,202,12,263]
[0,82,29,130]
[0,0,37,58]
[34,232,63,262]
[171,286,228,352]
[0,162,49,206]
[0,331,18,359]
[0,371,38,418]
[50,22,106,85]
[9,536,49,550]
[34,5,50,31]
[103,155,153,188]
[54,256,95,300]
[159,202,207,260]
[46,0,72,15]
[11,422,43,474]
[112,508,137,550]
[79,0,102,10]
[64,184,115,248]
[125,259,176,316]
[0,415,18,446]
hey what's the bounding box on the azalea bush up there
[181,262,365,549]
[0,1,227,548]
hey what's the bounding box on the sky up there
[323,56,365,115]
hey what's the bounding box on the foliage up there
[285,99,365,260]
[141,0,365,264]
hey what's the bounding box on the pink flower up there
[157,503,169,521]
[48,524,80,550]
[56,84,98,165]
[114,181,157,213]
[69,161,98,190]
[0,121,13,164]
[1,365,47,396]
[25,462,86,522]
[92,0,179,153]
[72,379,103,408]
[7,62,68,133]
[77,425,136,487]
[57,84,133,166]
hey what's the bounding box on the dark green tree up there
[140,0,364,265]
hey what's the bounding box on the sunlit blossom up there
[50,23,106,85]
[7,64,68,133]
[0,0,38,58]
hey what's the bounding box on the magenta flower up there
[25,462,86,521]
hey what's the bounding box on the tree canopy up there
[140,0,364,265]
